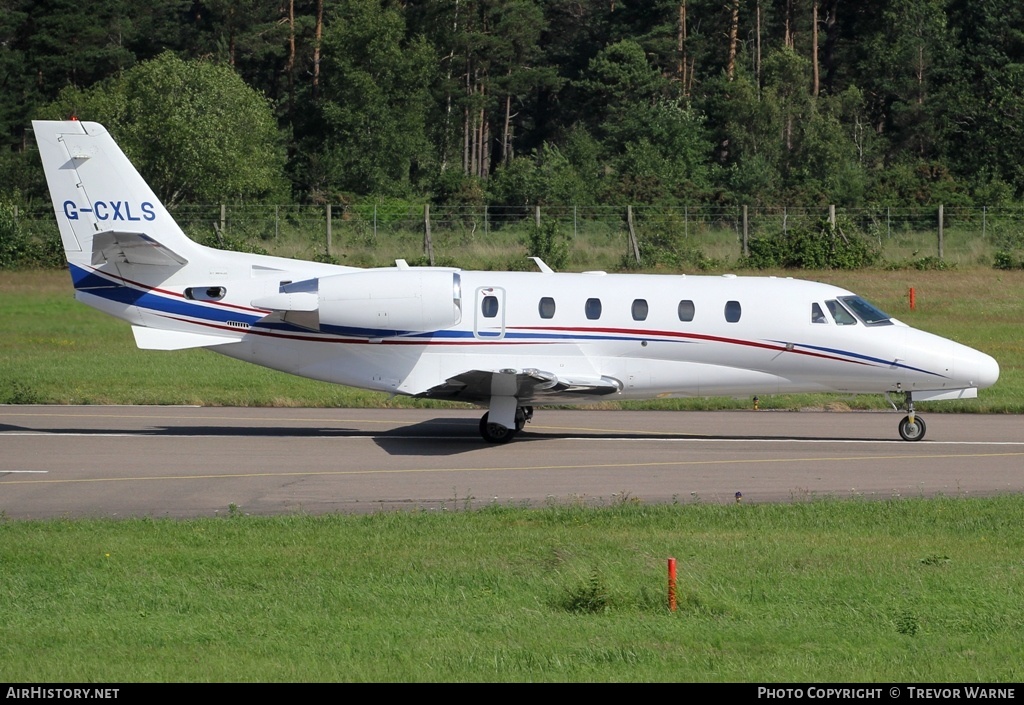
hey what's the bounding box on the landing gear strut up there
[479,406,533,443]
[897,393,927,441]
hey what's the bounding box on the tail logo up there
[63,200,156,222]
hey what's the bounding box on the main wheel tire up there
[898,415,927,442]
[514,408,527,432]
[480,413,516,444]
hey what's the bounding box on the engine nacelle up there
[316,269,462,333]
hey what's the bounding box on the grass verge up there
[1,497,1022,682]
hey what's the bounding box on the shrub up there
[0,202,64,269]
[524,220,570,270]
[746,215,880,269]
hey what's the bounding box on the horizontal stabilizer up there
[132,326,239,350]
[93,231,188,267]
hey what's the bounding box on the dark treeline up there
[3,0,1023,209]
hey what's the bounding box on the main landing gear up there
[479,406,533,443]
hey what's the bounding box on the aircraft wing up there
[416,368,623,404]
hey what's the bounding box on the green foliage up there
[993,251,1024,270]
[574,39,670,144]
[488,144,591,209]
[301,1,436,198]
[620,223,718,272]
[561,570,613,614]
[883,256,956,271]
[430,170,486,209]
[990,221,1024,270]
[39,52,287,206]
[3,0,1024,207]
[0,200,63,270]
[612,101,717,205]
[194,230,270,256]
[524,220,569,270]
[0,380,41,404]
[746,216,881,270]
[894,610,921,637]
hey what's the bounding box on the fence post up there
[220,204,226,235]
[326,204,333,257]
[424,203,435,266]
[829,204,836,228]
[938,204,944,260]
[626,205,641,264]
[742,205,749,258]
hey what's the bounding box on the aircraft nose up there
[959,348,1000,390]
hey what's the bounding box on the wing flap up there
[416,368,622,404]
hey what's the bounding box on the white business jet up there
[33,120,999,443]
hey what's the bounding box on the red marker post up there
[667,557,677,612]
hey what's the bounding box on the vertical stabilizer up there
[32,120,197,268]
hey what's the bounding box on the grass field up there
[2,498,1023,682]
[2,266,1021,412]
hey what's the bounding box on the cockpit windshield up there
[825,299,857,325]
[839,296,893,326]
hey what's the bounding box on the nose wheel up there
[896,393,926,441]
[898,414,927,441]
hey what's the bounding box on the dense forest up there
[2,0,1023,210]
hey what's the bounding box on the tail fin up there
[32,120,196,270]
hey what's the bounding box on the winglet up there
[529,257,555,274]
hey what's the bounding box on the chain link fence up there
[12,203,1024,270]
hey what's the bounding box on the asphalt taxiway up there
[2,406,1021,519]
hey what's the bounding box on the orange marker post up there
[909,287,916,311]
[667,557,677,612]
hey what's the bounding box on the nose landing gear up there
[894,392,927,441]
[898,413,927,441]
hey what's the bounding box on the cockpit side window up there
[825,299,857,325]
[811,303,827,324]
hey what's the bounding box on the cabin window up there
[631,299,649,321]
[826,299,857,325]
[585,298,602,320]
[811,303,827,324]
[184,286,226,302]
[538,297,556,319]
[481,295,499,318]
[725,300,741,323]
[678,300,695,322]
